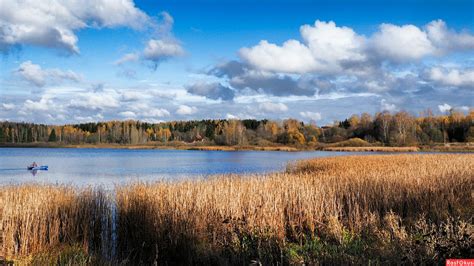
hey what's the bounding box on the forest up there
[0,110,473,147]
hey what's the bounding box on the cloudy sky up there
[0,0,473,125]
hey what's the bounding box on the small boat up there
[27,165,48,171]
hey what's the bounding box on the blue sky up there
[1,0,473,124]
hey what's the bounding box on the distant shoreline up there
[0,142,302,151]
[1,142,472,152]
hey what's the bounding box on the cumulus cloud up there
[16,61,82,87]
[230,70,315,97]
[240,40,317,74]
[74,114,104,123]
[240,20,366,74]
[258,102,288,113]
[121,90,148,102]
[119,111,137,118]
[371,24,435,61]
[193,19,474,117]
[300,111,322,121]
[438,103,452,113]
[69,90,120,111]
[380,99,398,112]
[425,20,474,53]
[226,113,238,119]
[1,103,15,110]
[426,67,474,87]
[0,0,149,54]
[239,19,474,75]
[143,39,184,67]
[115,11,184,69]
[176,105,198,115]
[22,95,55,112]
[207,60,315,97]
[143,108,170,117]
[186,82,235,100]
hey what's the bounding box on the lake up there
[0,148,378,186]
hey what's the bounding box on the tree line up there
[0,110,473,146]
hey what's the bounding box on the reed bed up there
[322,146,419,152]
[0,185,112,264]
[116,154,473,264]
[1,154,473,264]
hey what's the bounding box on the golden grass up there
[322,146,419,152]
[421,143,474,152]
[116,154,473,263]
[0,185,112,261]
[325,137,372,147]
[1,154,473,264]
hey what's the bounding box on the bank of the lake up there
[3,141,472,152]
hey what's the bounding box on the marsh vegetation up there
[1,154,473,264]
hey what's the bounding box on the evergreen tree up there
[48,129,57,142]
[27,128,33,142]
[0,127,5,143]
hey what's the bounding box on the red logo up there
[446,259,474,266]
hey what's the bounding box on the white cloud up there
[121,90,147,101]
[426,20,474,53]
[0,0,149,54]
[427,67,474,87]
[16,61,82,87]
[143,39,184,63]
[176,105,198,115]
[240,40,317,74]
[1,103,15,110]
[258,102,288,113]
[240,21,365,74]
[300,20,366,67]
[371,24,435,61]
[22,96,54,112]
[299,111,322,121]
[239,19,474,74]
[114,53,140,65]
[69,90,120,110]
[75,114,104,122]
[143,108,170,118]
[115,12,184,69]
[226,113,238,119]
[438,103,452,113]
[119,111,137,118]
[380,99,398,112]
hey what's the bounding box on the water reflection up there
[0,148,383,187]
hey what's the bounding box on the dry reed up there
[1,154,472,264]
[322,146,419,152]
[115,154,473,264]
[0,185,112,262]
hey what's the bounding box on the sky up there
[0,0,473,125]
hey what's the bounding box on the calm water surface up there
[0,148,377,186]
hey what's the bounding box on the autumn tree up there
[374,111,392,144]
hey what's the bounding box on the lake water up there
[0,148,377,186]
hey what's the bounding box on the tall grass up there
[0,185,112,263]
[116,154,473,264]
[322,146,419,152]
[1,154,473,264]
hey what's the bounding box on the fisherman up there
[28,161,38,169]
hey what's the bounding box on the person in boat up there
[28,162,38,170]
